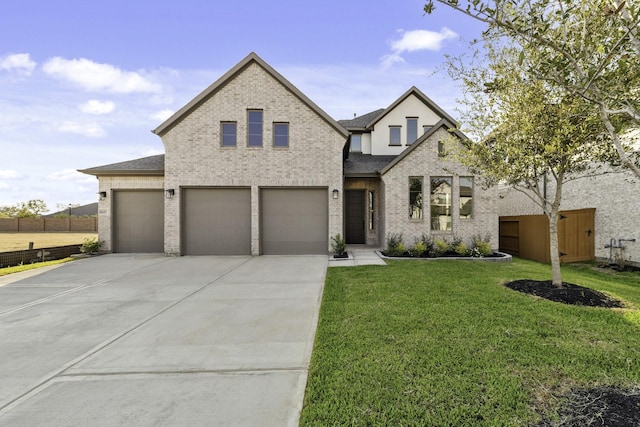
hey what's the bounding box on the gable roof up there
[153,52,349,139]
[366,86,458,129]
[78,154,165,176]
[380,119,467,175]
[338,109,385,131]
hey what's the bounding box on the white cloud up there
[0,169,22,179]
[150,109,175,122]
[79,99,115,115]
[143,148,165,156]
[56,121,106,138]
[47,169,95,184]
[382,28,458,67]
[42,57,162,93]
[0,182,9,189]
[0,53,36,75]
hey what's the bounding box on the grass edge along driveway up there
[300,258,640,426]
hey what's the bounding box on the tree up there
[425,0,640,178]
[444,44,614,286]
[0,199,49,217]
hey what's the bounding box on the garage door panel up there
[183,188,251,255]
[113,191,164,253]
[261,189,328,255]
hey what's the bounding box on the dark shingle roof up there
[46,202,98,217]
[78,154,165,176]
[338,109,385,130]
[344,153,397,176]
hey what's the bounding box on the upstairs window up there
[350,134,362,152]
[407,118,418,145]
[273,122,289,148]
[438,141,446,157]
[247,110,263,147]
[423,125,432,134]
[221,122,237,147]
[389,126,401,146]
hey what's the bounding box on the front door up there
[345,190,365,244]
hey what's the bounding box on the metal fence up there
[0,244,82,268]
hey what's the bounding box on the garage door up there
[182,188,251,255]
[261,188,328,255]
[113,190,164,253]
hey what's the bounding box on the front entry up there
[345,190,365,244]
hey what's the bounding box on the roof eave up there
[77,169,165,177]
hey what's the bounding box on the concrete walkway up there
[328,246,386,267]
[0,254,327,426]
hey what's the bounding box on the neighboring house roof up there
[380,118,466,175]
[344,153,397,177]
[153,52,349,139]
[338,109,385,131]
[366,86,458,129]
[46,202,98,217]
[78,154,165,176]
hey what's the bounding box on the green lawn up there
[301,258,640,426]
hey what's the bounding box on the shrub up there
[415,233,435,257]
[331,234,347,256]
[471,233,493,257]
[433,238,448,257]
[386,233,407,256]
[411,240,427,257]
[81,238,103,254]
[453,241,468,256]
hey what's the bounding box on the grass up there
[0,257,74,277]
[0,232,97,251]
[300,258,640,426]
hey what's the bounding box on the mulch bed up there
[504,280,623,308]
[536,386,640,426]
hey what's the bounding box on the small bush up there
[433,238,448,257]
[453,242,468,256]
[471,233,493,257]
[386,233,407,256]
[411,240,427,257]
[81,238,103,254]
[331,234,347,256]
[415,233,434,257]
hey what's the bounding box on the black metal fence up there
[0,244,82,269]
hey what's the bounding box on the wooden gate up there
[499,208,595,263]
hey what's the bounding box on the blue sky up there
[0,0,485,212]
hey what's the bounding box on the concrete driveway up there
[0,254,328,426]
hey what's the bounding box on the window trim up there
[220,121,237,147]
[247,109,263,147]
[273,122,289,148]
[389,126,402,146]
[406,117,418,145]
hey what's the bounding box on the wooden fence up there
[0,217,97,232]
[499,208,595,264]
[0,244,82,268]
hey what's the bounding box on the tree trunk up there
[548,207,563,287]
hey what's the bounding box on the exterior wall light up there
[98,191,107,200]
[166,189,175,199]
[332,189,339,199]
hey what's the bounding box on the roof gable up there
[380,119,466,175]
[153,52,348,138]
[366,86,457,129]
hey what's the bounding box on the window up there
[389,126,401,146]
[460,177,474,219]
[273,122,289,147]
[221,122,237,147]
[409,177,423,219]
[438,141,446,158]
[431,177,452,231]
[369,190,375,230]
[247,110,263,147]
[350,134,362,152]
[423,125,432,134]
[407,118,418,145]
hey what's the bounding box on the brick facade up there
[381,128,498,249]
[158,61,345,255]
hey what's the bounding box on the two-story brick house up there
[80,53,497,255]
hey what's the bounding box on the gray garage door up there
[182,188,251,255]
[261,188,328,255]
[113,190,164,253]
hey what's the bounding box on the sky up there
[0,0,486,213]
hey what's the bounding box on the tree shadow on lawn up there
[505,280,639,426]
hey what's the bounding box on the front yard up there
[301,258,640,426]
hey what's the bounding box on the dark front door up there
[345,190,365,244]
